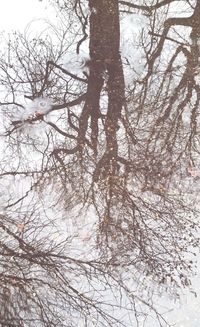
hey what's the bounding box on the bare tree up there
[0,0,200,326]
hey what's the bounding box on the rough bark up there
[86,0,125,177]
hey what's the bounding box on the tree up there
[0,0,200,326]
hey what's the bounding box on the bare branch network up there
[0,0,200,326]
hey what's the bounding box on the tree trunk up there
[86,0,125,176]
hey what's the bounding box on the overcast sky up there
[0,0,53,32]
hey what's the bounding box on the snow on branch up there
[61,52,90,76]
[11,97,52,126]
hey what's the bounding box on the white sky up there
[0,0,53,32]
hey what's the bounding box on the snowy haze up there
[0,0,48,31]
